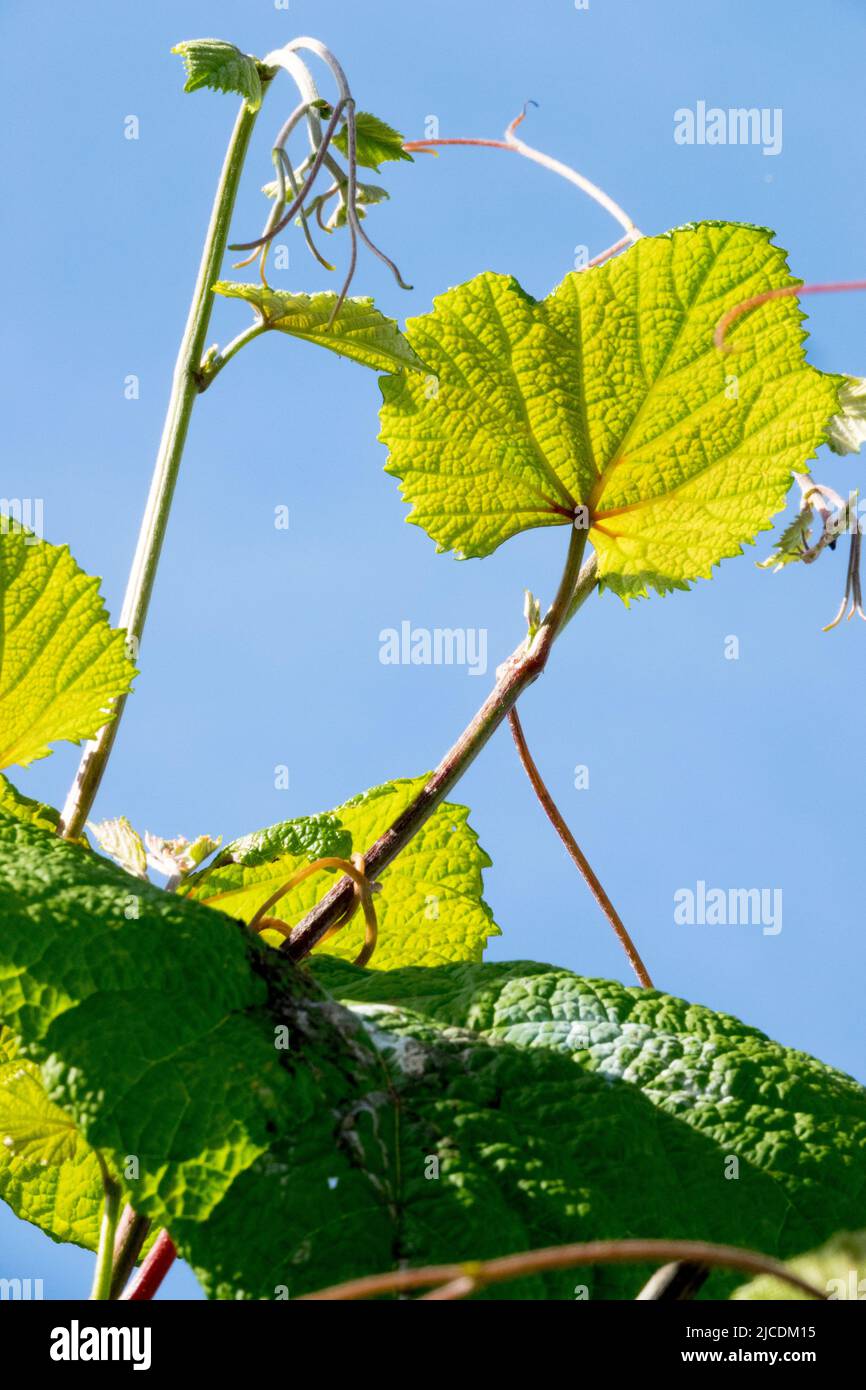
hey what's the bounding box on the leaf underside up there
[1,811,865,1299]
[213,283,425,375]
[379,222,840,601]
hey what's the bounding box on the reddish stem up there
[715,279,866,351]
[120,1230,177,1301]
[508,707,654,988]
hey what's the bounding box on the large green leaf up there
[0,527,136,769]
[0,811,306,1227]
[379,222,840,600]
[213,284,425,375]
[300,957,866,1296]
[3,811,864,1300]
[172,39,265,112]
[182,777,500,968]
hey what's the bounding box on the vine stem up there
[109,1206,151,1300]
[120,1230,177,1302]
[58,91,268,840]
[299,1237,825,1301]
[507,707,654,988]
[89,1167,121,1301]
[285,537,596,961]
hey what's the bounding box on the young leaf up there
[379,223,841,600]
[183,777,499,968]
[333,111,413,171]
[826,376,866,455]
[731,1231,866,1300]
[0,1027,103,1250]
[88,816,148,880]
[172,39,265,112]
[213,283,425,374]
[756,504,816,571]
[0,527,136,769]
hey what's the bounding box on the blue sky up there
[2,0,865,1299]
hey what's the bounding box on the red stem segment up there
[120,1230,177,1302]
[507,707,654,989]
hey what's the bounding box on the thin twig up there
[507,707,653,988]
[298,1236,825,1301]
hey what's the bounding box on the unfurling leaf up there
[213,283,425,375]
[826,376,866,455]
[756,504,816,571]
[172,39,265,112]
[0,527,136,769]
[379,222,840,601]
[88,817,148,880]
[143,832,221,880]
[333,111,413,172]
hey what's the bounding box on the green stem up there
[59,92,268,840]
[197,320,269,392]
[90,1169,121,1301]
[285,528,593,961]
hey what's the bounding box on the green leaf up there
[0,1026,103,1250]
[0,810,307,1226]
[295,957,866,1297]
[172,39,264,112]
[0,808,374,1279]
[756,504,815,570]
[826,376,866,455]
[0,527,136,769]
[0,773,61,835]
[183,777,500,968]
[2,814,864,1300]
[379,223,840,600]
[181,807,351,923]
[213,283,425,374]
[333,111,413,172]
[731,1231,866,1300]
